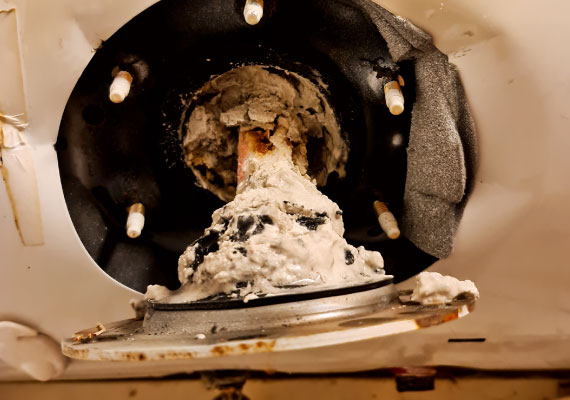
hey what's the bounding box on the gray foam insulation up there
[354,0,478,258]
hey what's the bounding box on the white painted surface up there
[0,0,569,380]
[0,0,155,373]
[1,124,44,245]
[0,321,67,381]
[0,6,26,119]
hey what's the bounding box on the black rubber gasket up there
[149,276,394,310]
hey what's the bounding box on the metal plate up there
[62,290,476,362]
[144,281,398,335]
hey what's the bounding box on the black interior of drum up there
[56,0,437,293]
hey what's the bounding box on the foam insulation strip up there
[354,0,478,258]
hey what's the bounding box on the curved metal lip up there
[149,276,394,311]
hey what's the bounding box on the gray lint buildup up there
[355,0,478,259]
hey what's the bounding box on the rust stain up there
[237,129,275,184]
[415,308,463,328]
[120,352,147,361]
[211,345,234,356]
[64,344,199,361]
[164,350,194,359]
[64,347,90,359]
[249,130,274,155]
[255,340,276,351]
[210,340,276,357]
[442,311,459,323]
[66,339,277,361]
[108,351,196,361]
